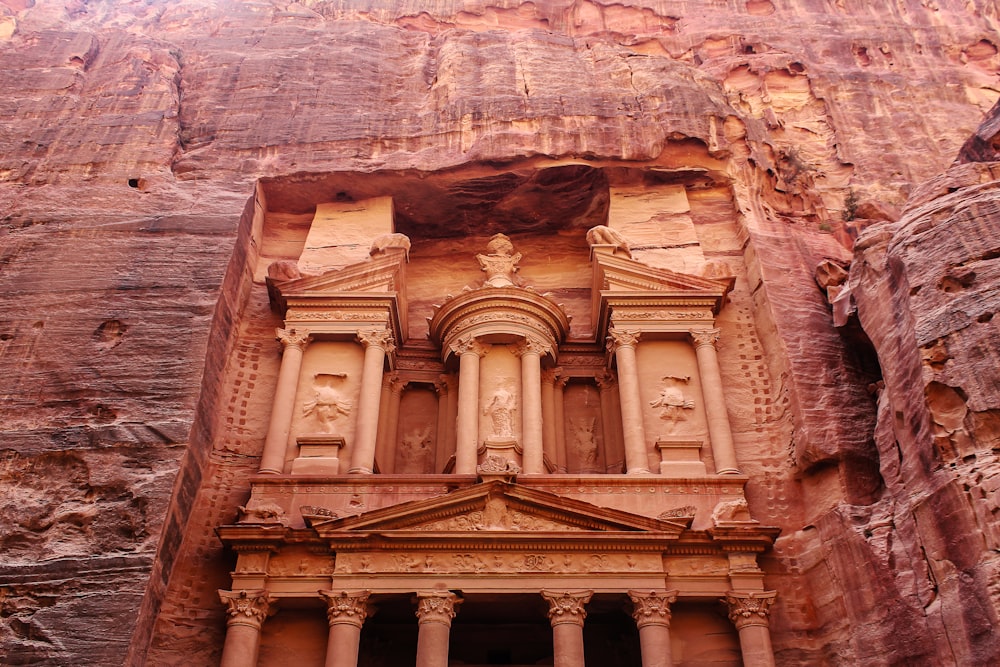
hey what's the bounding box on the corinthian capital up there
[541,590,593,627]
[628,590,678,628]
[414,591,462,627]
[724,590,777,629]
[357,328,395,353]
[509,335,551,358]
[689,328,721,349]
[450,335,490,358]
[276,327,312,350]
[606,328,640,354]
[319,590,372,628]
[219,589,274,629]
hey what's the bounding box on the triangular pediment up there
[303,481,689,536]
[268,249,407,313]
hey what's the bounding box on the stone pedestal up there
[542,590,592,667]
[414,591,461,667]
[290,436,345,475]
[655,439,707,476]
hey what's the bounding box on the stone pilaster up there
[348,329,394,474]
[260,328,312,474]
[433,375,456,473]
[218,589,274,667]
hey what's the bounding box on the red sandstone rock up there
[0,1,998,666]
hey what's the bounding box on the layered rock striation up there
[0,0,998,665]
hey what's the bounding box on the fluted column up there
[349,329,395,474]
[690,329,740,474]
[553,372,568,473]
[724,591,777,667]
[607,328,650,474]
[452,337,490,475]
[596,370,625,473]
[415,591,462,667]
[218,589,274,667]
[542,590,592,667]
[260,328,312,474]
[433,376,455,473]
[319,590,371,667]
[629,590,678,667]
[512,336,548,474]
[381,375,405,474]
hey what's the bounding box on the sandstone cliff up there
[0,1,998,665]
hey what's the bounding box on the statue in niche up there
[483,387,516,438]
[649,375,695,434]
[477,233,522,288]
[570,418,600,468]
[303,373,352,433]
[398,424,434,473]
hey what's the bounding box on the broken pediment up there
[303,480,690,536]
[589,246,735,341]
[267,241,409,340]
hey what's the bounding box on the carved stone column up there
[512,336,548,474]
[349,329,395,474]
[319,590,371,667]
[541,368,558,472]
[452,337,490,475]
[596,370,625,473]
[433,375,455,473]
[607,329,650,474]
[629,590,678,667]
[260,328,312,474]
[542,590,592,667]
[553,372,568,473]
[382,374,405,474]
[724,591,778,667]
[374,373,394,472]
[689,329,740,474]
[218,589,274,667]
[414,591,462,667]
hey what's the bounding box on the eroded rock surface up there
[0,1,998,665]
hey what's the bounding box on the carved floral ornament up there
[218,589,274,629]
[414,591,462,626]
[606,328,640,353]
[319,590,372,628]
[542,590,593,626]
[449,335,491,358]
[724,590,777,629]
[629,590,679,628]
[356,328,395,352]
[276,327,313,350]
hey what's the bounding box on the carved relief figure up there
[398,424,434,473]
[477,233,522,287]
[649,375,695,434]
[483,387,516,438]
[571,418,600,467]
[303,373,352,433]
